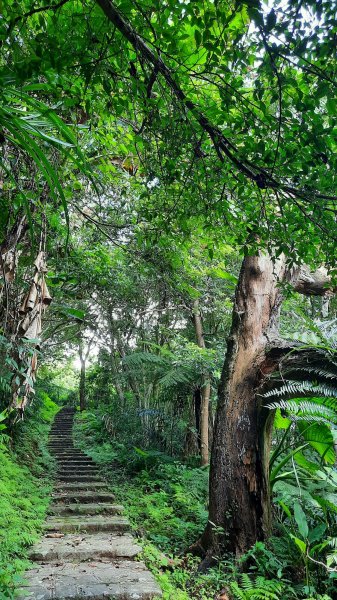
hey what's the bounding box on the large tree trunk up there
[200,254,287,557]
[197,254,334,559]
[192,299,211,466]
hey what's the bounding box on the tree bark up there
[200,254,287,557]
[78,336,94,412]
[192,299,211,466]
[198,255,335,559]
[79,343,86,412]
[183,390,200,459]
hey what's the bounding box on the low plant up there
[0,392,59,597]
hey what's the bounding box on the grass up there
[0,393,59,598]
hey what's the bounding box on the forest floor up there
[2,404,335,600]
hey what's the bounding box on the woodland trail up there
[19,407,161,599]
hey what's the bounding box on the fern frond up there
[123,352,170,369]
[289,366,337,380]
[263,381,337,399]
[266,400,337,424]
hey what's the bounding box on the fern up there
[291,365,337,379]
[230,574,284,600]
[266,400,337,424]
[123,350,201,392]
[263,381,337,399]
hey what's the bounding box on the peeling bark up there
[199,253,335,558]
[199,254,287,556]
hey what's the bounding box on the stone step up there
[52,449,85,453]
[57,466,100,479]
[45,515,130,533]
[57,460,94,466]
[50,428,73,431]
[49,446,76,450]
[55,460,93,465]
[54,481,109,491]
[52,491,115,503]
[49,440,73,443]
[58,464,98,471]
[57,475,104,482]
[57,472,100,479]
[49,442,75,446]
[49,503,123,516]
[29,532,141,562]
[19,560,162,599]
[54,456,89,461]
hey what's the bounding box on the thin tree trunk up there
[78,337,94,412]
[183,389,200,459]
[192,299,210,466]
[79,344,86,412]
[111,350,125,406]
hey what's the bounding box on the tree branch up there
[291,266,335,296]
[9,0,70,32]
[95,0,336,205]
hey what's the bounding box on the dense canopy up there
[0,1,337,599]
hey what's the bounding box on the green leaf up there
[194,29,202,47]
[308,523,326,544]
[294,502,309,540]
[298,421,335,464]
[290,534,307,554]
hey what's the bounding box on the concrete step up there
[49,503,123,516]
[45,515,130,533]
[19,560,162,599]
[29,532,141,562]
[52,491,115,503]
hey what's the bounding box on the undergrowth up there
[74,410,336,600]
[0,392,59,598]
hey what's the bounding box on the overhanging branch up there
[95,0,337,205]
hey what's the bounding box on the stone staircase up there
[19,407,161,599]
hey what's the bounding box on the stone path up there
[19,407,162,599]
